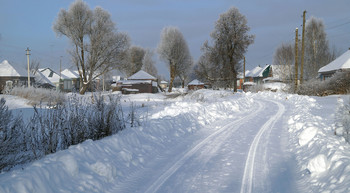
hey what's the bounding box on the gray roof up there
[128,70,156,80]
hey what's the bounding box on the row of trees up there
[53,0,159,94]
[273,16,337,82]
[54,0,253,94]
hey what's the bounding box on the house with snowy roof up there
[117,70,158,94]
[188,79,205,90]
[61,69,80,91]
[244,64,272,84]
[318,49,350,80]
[0,60,35,93]
[33,71,55,89]
[39,68,72,92]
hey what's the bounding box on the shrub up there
[0,94,125,172]
[0,98,28,171]
[297,71,350,96]
[10,86,65,106]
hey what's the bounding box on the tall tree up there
[201,7,254,91]
[126,46,146,76]
[273,43,295,83]
[141,49,158,77]
[157,26,191,92]
[53,0,130,94]
[304,16,332,80]
[177,57,193,88]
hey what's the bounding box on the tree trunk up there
[79,82,90,95]
[168,65,175,92]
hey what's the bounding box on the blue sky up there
[1,0,350,79]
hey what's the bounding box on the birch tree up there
[157,26,191,92]
[304,16,332,80]
[200,7,254,91]
[53,0,130,94]
[273,43,295,83]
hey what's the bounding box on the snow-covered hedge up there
[10,86,65,106]
[0,95,125,172]
[297,71,350,96]
[0,98,28,172]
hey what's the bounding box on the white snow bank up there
[0,90,255,193]
[287,94,350,192]
[298,126,318,146]
[307,154,329,175]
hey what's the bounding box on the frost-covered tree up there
[200,7,254,91]
[273,43,295,83]
[122,46,146,76]
[304,16,332,80]
[141,49,158,78]
[157,26,192,92]
[177,57,193,88]
[53,0,130,94]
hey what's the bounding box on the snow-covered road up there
[2,90,350,193]
[111,97,296,193]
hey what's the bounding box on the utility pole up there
[294,28,299,92]
[59,56,62,91]
[243,56,246,83]
[25,47,31,88]
[300,10,306,84]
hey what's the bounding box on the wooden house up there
[188,79,205,90]
[61,69,80,92]
[39,68,72,92]
[119,70,158,94]
[245,65,272,84]
[318,49,350,80]
[0,60,34,93]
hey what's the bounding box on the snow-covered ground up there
[0,90,350,193]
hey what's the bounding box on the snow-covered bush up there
[0,98,28,172]
[10,86,65,105]
[297,71,350,96]
[0,94,125,172]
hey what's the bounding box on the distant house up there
[318,49,350,80]
[118,70,158,94]
[61,69,80,92]
[39,68,72,91]
[188,79,205,90]
[245,65,272,84]
[159,80,168,91]
[0,60,34,93]
[34,71,55,89]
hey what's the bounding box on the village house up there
[188,79,205,90]
[39,68,71,91]
[245,64,272,84]
[61,69,80,92]
[116,70,158,94]
[318,49,350,80]
[33,70,55,89]
[0,60,35,93]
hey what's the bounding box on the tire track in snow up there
[240,100,285,193]
[144,100,265,193]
